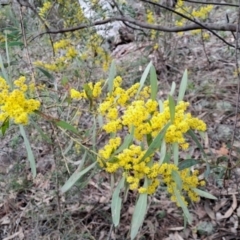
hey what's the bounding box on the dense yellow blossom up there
[70,81,102,102]
[39,2,52,18]
[175,1,213,36]
[71,74,207,206]
[0,76,40,125]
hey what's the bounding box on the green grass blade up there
[136,61,152,97]
[131,193,148,240]
[61,156,97,193]
[150,64,157,100]
[174,186,192,223]
[19,125,36,178]
[192,188,217,200]
[177,69,188,103]
[111,176,125,227]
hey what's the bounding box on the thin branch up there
[140,0,235,47]
[31,15,238,48]
[110,0,145,33]
[183,0,239,7]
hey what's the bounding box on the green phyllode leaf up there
[36,66,54,80]
[111,176,125,227]
[107,60,116,94]
[19,125,36,178]
[61,153,97,193]
[192,188,217,200]
[136,61,152,97]
[177,69,188,103]
[130,193,148,240]
[178,159,199,171]
[150,64,158,100]
[168,95,175,124]
[187,129,207,158]
[141,122,171,162]
[172,170,182,191]
[174,187,192,224]
[56,120,79,135]
[1,117,9,136]
[115,127,134,154]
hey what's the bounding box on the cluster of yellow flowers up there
[98,76,206,149]
[70,75,207,205]
[93,76,206,204]
[34,39,78,72]
[37,2,111,72]
[39,2,52,18]
[0,76,40,125]
[98,137,205,204]
[175,0,213,37]
[80,33,111,72]
[146,9,157,40]
[70,81,103,100]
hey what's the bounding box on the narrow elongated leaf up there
[177,69,188,103]
[173,142,179,166]
[187,130,206,157]
[131,193,148,240]
[192,188,217,200]
[92,117,97,152]
[36,67,54,80]
[115,127,134,154]
[1,117,9,135]
[0,54,9,84]
[31,120,52,143]
[84,83,93,99]
[172,170,182,191]
[61,159,96,193]
[111,176,125,227]
[56,120,79,134]
[136,61,152,97]
[150,65,157,100]
[170,81,176,96]
[158,99,164,112]
[108,60,116,93]
[174,187,192,223]
[168,95,175,124]
[178,159,199,171]
[19,125,36,178]
[159,140,166,164]
[5,37,10,69]
[0,41,24,47]
[141,122,171,162]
